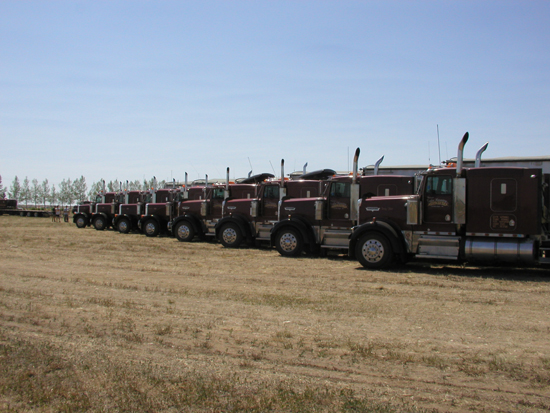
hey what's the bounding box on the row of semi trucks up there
[73,133,550,269]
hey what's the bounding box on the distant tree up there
[58,178,72,206]
[50,184,58,206]
[88,180,104,200]
[20,177,30,206]
[107,179,120,192]
[41,179,50,207]
[31,178,39,206]
[129,180,141,191]
[0,175,5,199]
[72,176,88,203]
[10,176,21,201]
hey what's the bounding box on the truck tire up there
[143,219,160,237]
[117,218,132,234]
[356,233,393,269]
[174,221,195,242]
[219,222,243,248]
[75,216,87,228]
[93,216,107,231]
[275,228,303,257]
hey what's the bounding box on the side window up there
[330,182,350,198]
[264,186,279,199]
[491,178,517,212]
[426,176,452,195]
[212,188,225,199]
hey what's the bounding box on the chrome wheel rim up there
[145,222,156,235]
[177,224,190,240]
[279,232,297,253]
[222,227,237,245]
[361,239,384,263]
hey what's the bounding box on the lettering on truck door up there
[328,182,351,224]
[424,175,454,224]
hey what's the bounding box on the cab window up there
[330,182,350,198]
[212,188,225,199]
[263,185,279,199]
[426,176,452,195]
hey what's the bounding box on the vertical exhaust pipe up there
[475,142,489,168]
[374,155,384,176]
[303,162,308,174]
[280,159,285,189]
[456,132,469,177]
[351,148,361,223]
[352,148,360,184]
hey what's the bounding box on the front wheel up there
[174,221,195,242]
[355,233,393,269]
[219,222,243,248]
[117,218,132,234]
[143,219,160,237]
[75,216,87,228]
[93,216,107,231]
[275,228,303,257]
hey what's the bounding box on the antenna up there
[437,124,441,165]
[269,161,276,175]
[248,157,253,175]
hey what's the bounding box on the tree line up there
[0,175,165,207]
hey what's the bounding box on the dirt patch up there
[1,216,550,412]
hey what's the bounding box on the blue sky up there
[1,0,549,189]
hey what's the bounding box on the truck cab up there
[169,175,259,242]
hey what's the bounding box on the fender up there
[113,213,136,226]
[170,214,202,237]
[215,215,251,240]
[72,212,90,224]
[92,212,109,221]
[271,217,316,250]
[139,214,161,227]
[349,220,406,259]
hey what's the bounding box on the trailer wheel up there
[356,233,393,269]
[174,221,195,242]
[75,216,87,228]
[143,220,160,237]
[275,228,303,257]
[117,218,132,234]
[219,222,243,248]
[93,216,107,231]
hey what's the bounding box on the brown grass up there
[1,215,550,412]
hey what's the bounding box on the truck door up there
[424,175,454,224]
[210,188,225,217]
[261,185,279,220]
[328,182,351,223]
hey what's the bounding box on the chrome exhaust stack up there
[456,132,469,177]
[475,142,489,168]
[351,148,360,223]
[374,155,384,176]
[225,167,230,199]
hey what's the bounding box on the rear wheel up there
[219,222,243,248]
[174,221,195,242]
[275,228,303,257]
[93,216,107,231]
[356,233,393,269]
[143,219,160,237]
[117,217,131,234]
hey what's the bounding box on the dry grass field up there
[1,215,550,412]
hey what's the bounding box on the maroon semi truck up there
[73,190,121,229]
[112,190,147,234]
[139,187,185,237]
[269,149,416,257]
[347,133,550,268]
[169,170,271,242]
[214,161,334,248]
